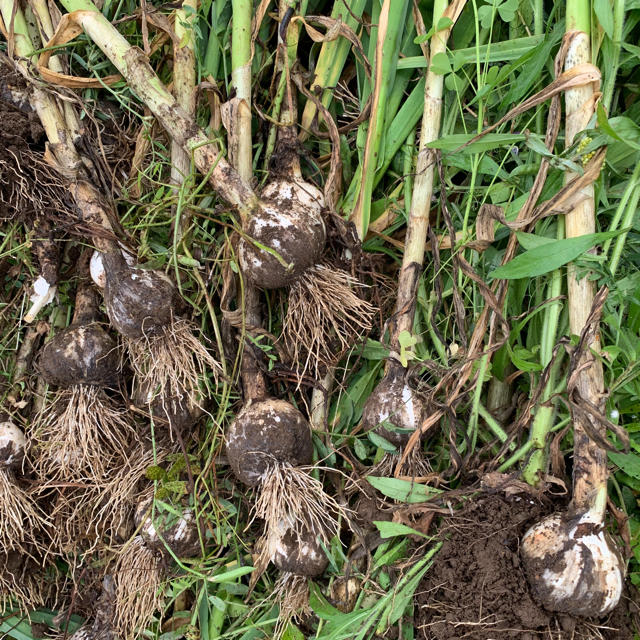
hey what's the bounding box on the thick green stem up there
[564,7,608,519]
[231,0,252,183]
[172,0,198,241]
[350,0,410,239]
[521,218,565,486]
[299,0,368,138]
[58,0,258,219]
[389,0,450,353]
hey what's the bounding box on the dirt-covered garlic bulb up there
[272,525,329,577]
[114,494,202,639]
[226,398,313,486]
[521,509,625,617]
[101,251,179,340]
[361,364,426,447]
[134,498,200,558]
[0,421,27,469]
[94,249,219,428]
[38,300,118,389]
[33,274,134,481]
[238,179,326,290]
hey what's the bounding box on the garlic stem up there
[171,0,198,240]
[389,0,456,354]
[564,14,607,517]
[57,0,259,219]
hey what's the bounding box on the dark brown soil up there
[0,72,45,221]
[415,493,639,640]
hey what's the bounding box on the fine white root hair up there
[31,385,137,482]
[0,554,46,614]
[126,318,221,410]
[370,446,433,481]
[44,445,159,555]
[0,471,47,555]
[272,572,312,640]
[113,536,164,640]
[252,462,350,570]
[283,265,375,380]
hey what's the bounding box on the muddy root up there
[283,265,374,380]
[113,536,164,640]
[0,471,47,555]
[253,462,348,571]
[31,385,137,482]
[126,318,220,414]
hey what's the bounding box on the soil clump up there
[415,493,639,640]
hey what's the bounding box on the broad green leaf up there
[594,0,615,38]
[430,51,451,75]
[498,0,518,22]
[367,476,442,503]
[374,520,429,538]
[414,16,453,42]
[361,339,390,360]
[609,451,640,480]
[428,133,526,154]
[309,582,342,620]
[622,42,640,60]
[516,231,555,251]
[605,117,640,151]
[596,102,623,141]
[353,437,368,460]
[281,624,305,640]
[368,430,399,452]
[398,329,418,366]
[398,36,543,70]
[489,230,624,280]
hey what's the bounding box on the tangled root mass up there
[283,264,375,381]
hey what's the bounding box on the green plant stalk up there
[601,0,625,113]
[476,402,511,445]
[28,0,81,137]
[521,218,566,486]
[402,129,416,220]
[388,0,452,353]
[299,0,368,138]
[58,0,258,218]
[172,0,198,243]
[231,0,252,183]
[467,353,489,451]
[342,76,426,213]
[350,0,410,240]
[498,416,572,472]
[565,0,608,518]
[203,0,229,79]
[605,161,640,277]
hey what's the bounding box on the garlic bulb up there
[0,422,27,469]
[521,510,624,617]
[272,525,328,577]
[361,367,425,446]
[226,398,313,486]
[238,179,326,290]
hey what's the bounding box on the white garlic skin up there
[0,422,27,468]
[521,511,624,617]
[90,248,136,289]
